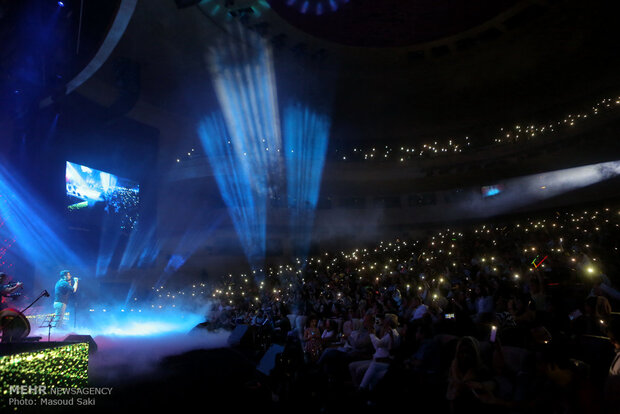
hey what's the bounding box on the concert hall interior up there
[2,0,620,412]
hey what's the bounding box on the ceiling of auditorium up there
[76,0,620,146]
[266,0,520,47]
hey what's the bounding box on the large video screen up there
[65,161,139,230]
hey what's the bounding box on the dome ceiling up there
[266,0,520,47]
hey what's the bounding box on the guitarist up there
[0,272,23,311]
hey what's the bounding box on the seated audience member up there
[508,294,535,327]
[274,313,292,340]
[494,296,517,329]
[346,314,375,359]
[251,310,266,326]
[349,313,400,390]
[579,295,610,336]
[216,309,235,330]
[405,322,439,375]
[409,295,429,322]
[596,295,612,320]
[401,297,414,321]
[341,310,355,339]
[321,319,339,345]
[536,342,599,414]
[605,317,620,412]
[528,273,546,312]
[304,316,323,362]
[446,336,496,413]
[318,314,374,380]
[592,274,620,303]
[428,302,444,324]
[473,284,494,322]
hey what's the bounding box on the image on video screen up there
[65,161,140,230]
[481,184,504,198]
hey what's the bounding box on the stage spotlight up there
[58,1,65,7]
[203,23,283,271]
[284,102,331,259]
[199,112,267,270]
[207,23,283,196]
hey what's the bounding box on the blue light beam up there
[207,23,283,196]
[153,212,225,290]
[198,112,267,269]
[0,163,85,275]
[283,103,330,259]
[118,223,160,271]
[95,210,124,277]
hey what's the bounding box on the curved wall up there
[151,116,620,279]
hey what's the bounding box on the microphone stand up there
[20,290,50,314]
[19,290,52,341]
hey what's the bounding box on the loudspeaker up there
[256,344,285,376]
[227,324,252,347]
[63,334,97,354]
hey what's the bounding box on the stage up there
[1,307,234,412]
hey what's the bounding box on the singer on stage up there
[54,270,78,328]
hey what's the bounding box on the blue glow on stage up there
[284,103,331,258]
[30,306,213,338]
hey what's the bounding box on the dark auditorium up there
[1,1,620,413]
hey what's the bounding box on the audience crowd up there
[176,203,620,413]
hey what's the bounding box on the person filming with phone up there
[53,270,78,329]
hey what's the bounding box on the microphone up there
[43,290,50,297]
